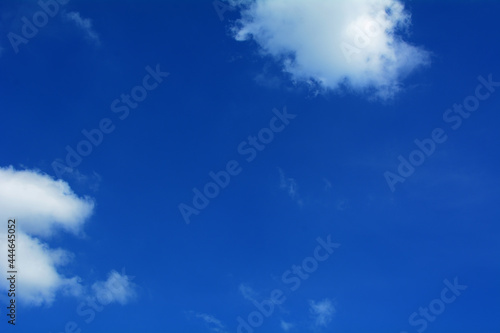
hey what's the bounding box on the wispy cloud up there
[90,270,137,305]
[280,319,294,331]
[64,11,100,44]
[231,0,430,99]
[187,312,228,333]
[309,299,336,327]
[278,168,303,206]
[323,178,332,191]
[62,168,102,192]
[198,313,227,332]
[336,199,348,211]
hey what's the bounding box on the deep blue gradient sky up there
[0,0,499,332]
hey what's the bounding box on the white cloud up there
[309,299,336,327]
[12,233,84,306]
[0,166,134,307]
[231,0,430,99]
[0,166,94,237]
[91,270,137,306]
[280,319,294,331]
[64,11,100,44]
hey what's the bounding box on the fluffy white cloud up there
[0,166,94,237]
[0,166,135,307]
[12,233,84,306]
[231,0,429,99]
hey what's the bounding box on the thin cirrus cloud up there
[0,166,135,307]
[63,11,100,44]
[230,0,430,99]
[278,168,303,206]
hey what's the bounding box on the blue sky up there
[0,0,499,332]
